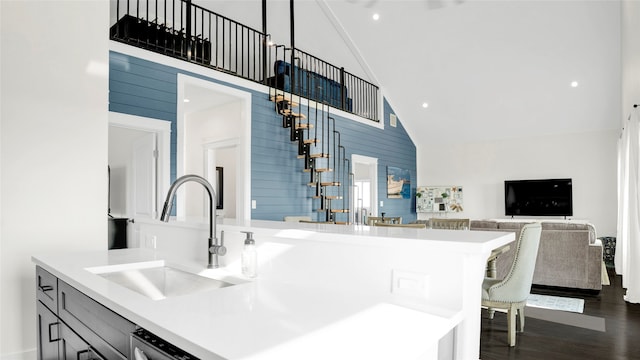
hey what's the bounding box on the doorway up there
[351,154,378,225]
[108,112,171,220]
[176,74,251,221]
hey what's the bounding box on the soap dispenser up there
[241,231,257,278]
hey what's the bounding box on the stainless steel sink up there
[93,264,238,300]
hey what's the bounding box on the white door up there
[132,132,158,219]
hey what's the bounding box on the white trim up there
[0,349,36,360]
[315,0,379,86]
[316,0,386,127]
[110,41,267,94]
[176,74,252,221]
[108,111,171,220]
[352,154,379,218]
[110,40,383,129]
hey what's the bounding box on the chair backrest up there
[373,222,426,229]
[283,216,312,222]
[491,223,542,302]
[430,218,470,230]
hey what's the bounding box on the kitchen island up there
[33,219,513,359]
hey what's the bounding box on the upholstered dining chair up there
[482,222,542,347]
[429,218,470,230]
[366,216,402,226]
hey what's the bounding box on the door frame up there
[203,138,243,220]
[176,74,252,221]
[108,112,171,219]
[351,154,378,221]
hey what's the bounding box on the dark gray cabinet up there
[36,301,59,360]
[36,266,135,360]
[59,322,105,360]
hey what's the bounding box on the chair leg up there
[518,306,525,332]
[508,305,517,347]
[489,308,495,319]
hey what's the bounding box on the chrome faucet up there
[159,174,226,268]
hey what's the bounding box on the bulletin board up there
[416,186,463,213]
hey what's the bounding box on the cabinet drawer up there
[58,281,135,360]
[59,322,106,360]
[37,300,60,360]
[36,266,58,313]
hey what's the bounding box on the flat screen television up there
[504,178,573,217]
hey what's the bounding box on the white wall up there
[417,130,619,236]
[622,0,640,118]
[0,1,108,358]
[184,101,243,218]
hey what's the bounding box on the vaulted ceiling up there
[205,0,621,145]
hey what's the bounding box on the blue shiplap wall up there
[109,51,416,223]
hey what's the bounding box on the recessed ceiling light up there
[372,13,380,21]
[422,102,429,108]
[184,98,190,103]
[571,81,579,88]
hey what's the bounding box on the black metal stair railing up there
[266,46,379,122]
[110,0,267,83]
[110,0,379,122]
[268,66,354,224]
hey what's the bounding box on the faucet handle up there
[209,230,227,256]
[210,244,227,256]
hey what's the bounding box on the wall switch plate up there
[391,269,430,299]
[380,201,384,207]
[251,200,257,209]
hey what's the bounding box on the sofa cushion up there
[497,222,533,230]
[541,222,588,231]
[470,220,498,229]
[541,222,597,244]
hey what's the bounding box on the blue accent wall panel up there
[109,51,416,223]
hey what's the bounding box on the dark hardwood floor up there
[480,268,640,360]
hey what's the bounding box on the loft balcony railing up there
[266,46,379,122]
[109,0,379,121]
[110,0,267,82]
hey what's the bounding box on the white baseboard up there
[1,349,36,360]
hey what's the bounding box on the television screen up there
[504,178,573,216]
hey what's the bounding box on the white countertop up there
[33,220,514,359]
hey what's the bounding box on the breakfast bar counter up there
[33,219,514,359]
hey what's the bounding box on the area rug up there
[526,294,584,313]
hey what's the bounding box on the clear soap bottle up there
[241,231,257,278]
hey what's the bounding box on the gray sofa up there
[471,220,603,291]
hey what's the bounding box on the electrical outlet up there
[391,269,430,299]
[144,235,157,249]
[251,200,257,209]
[380,201,384,207]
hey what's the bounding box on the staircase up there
[270,93,353,224]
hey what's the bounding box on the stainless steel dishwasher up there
[130,328,201,360]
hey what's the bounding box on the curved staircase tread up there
[270,95,299,107]
[304,139,320,144]
[309,153,329,158]
[320,182,341,186]
[295,123,313,129]
[281,110,307,119]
